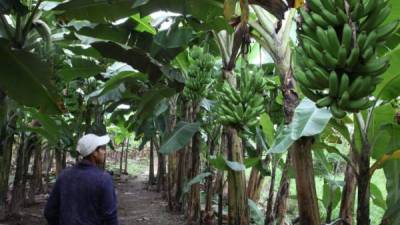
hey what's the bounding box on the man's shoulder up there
[59,164,113,181]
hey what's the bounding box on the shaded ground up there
[1,173,185,225]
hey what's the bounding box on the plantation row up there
[0,0,399,225]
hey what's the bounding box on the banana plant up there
[0,0,63,114]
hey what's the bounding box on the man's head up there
[77,134,110,164]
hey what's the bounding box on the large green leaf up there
[59,57,105,81]
[138,0,223,22]
[382,160,400,225]
[374,45,400,100]
[268,98,332,153]
[290,98,332,139]
[135,87,176,127]
[387,0,400,23]
[25,108,69,144]
[268,124,294,154]
[260,113,274,146]
[370,183,387,210]
[0,39,61,114]
[159,121,200,155]
[75,24,131,44]
[154,27,195,49]
[368,104,397,159]
[183,172,211,193]
[91,41,163,81]
[208,155,246,171]
[60,44,102,58]
[322,179,341,213]
[54,0,148,22]
[101,71,147,95]
[372,123,400,159]
[209,155,228,171]
[130,13,156,35]
[0,0,29,14]
[248,199,265,225]
[326,119,351,144]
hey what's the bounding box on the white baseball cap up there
[77,133,110,157]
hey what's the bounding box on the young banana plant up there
[249,6,323,225]
[249,5,296,75]
[0,0,52,51]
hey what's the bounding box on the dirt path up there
[1,173,185,225]
[116,174,185,225]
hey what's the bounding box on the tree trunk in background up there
[292,137,321,225]
[62,151,67,169]
[0,93,14,219]
[157,154,166,192]
[357,140,371,225]
[247,145,267,202]
[156,136,166,192]
[10,135,27,215]
[175,145,187,211]
[119,139,125,174]
[45,150,54,180]
[148,139,155,185]
[217,129,228,225]
[187,131,201,224]
[227,127,249,225]
[21,135,35,206]
[272,153,291,225]
[124,138,129,174]
[10,132,35,214]
[265,157,277,225]
[204,138,218,225]
[27,138,43,204]
[273,41,321,224]
[187,102,201,224]
[167,96,177,211]
[175,101,191,212]
[55,148,63,176]
[217,170,224,225]
[339,140,358,225]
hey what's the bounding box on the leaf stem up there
[0,15,14,41]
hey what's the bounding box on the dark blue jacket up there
[44,160,118,225]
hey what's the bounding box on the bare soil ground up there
[0,173,185,225]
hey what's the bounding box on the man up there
[44,133,118,225]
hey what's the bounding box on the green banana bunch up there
[183,46,215,100]
[216,70,267,128]
[296,0,399,118]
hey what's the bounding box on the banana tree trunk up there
[45,150,54,180]
[27,137,43,204]
[227,127,249,225]
[167,97,177,211]
[217,129,228,225]
[264,156,277,225]
[357,141,371,225]
[175,101,191,211]
[339,139,358,225]
[292,137,321,225]
[187,102,201,224]
[55,148,63,176]
[0,136,13,219]
[124,138,129,174]
[0,94,14,219]
[204,138,218,224]
[272,153,291,225]
[10,133,35,214]
[156,135,167,192]
[187,131,201,224]
[148,138,156,185]
[120,139,125,174]
[246,145,267,202]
